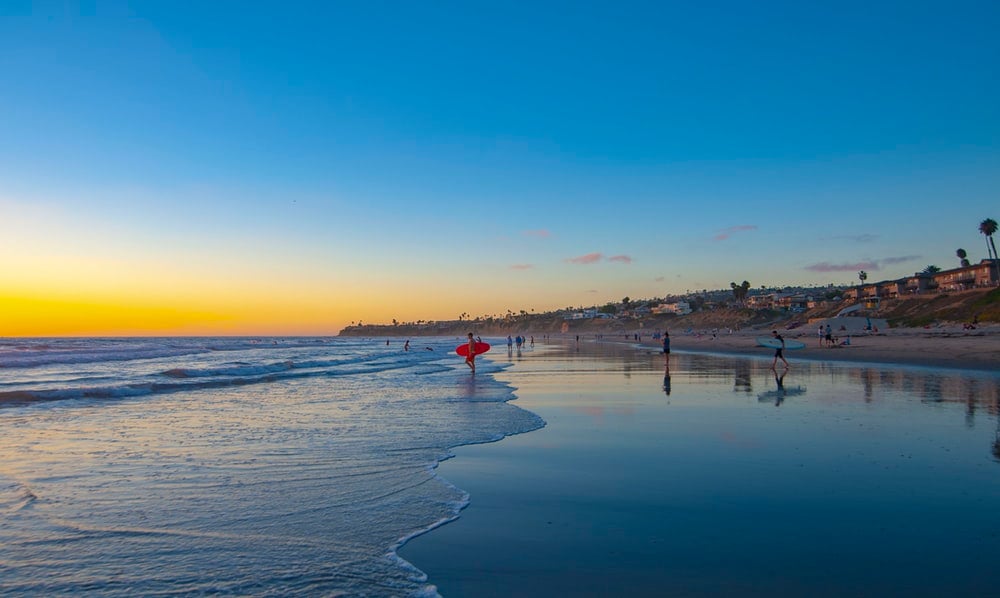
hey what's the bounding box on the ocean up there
[0,337,543,596]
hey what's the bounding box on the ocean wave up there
[0,479,38,519]
[161,361,295,379]
[0,337,328,370]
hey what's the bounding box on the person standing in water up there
[662,331,671,366]
[771,330,789,370]
[465,332,477,374]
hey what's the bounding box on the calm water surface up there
[404,340,1000,596]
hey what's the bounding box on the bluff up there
[338,287,999,337]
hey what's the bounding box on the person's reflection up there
[993,404,1000,463]
[733,362,752,394]
[862,368,874,403]
[965,379,978,429]
[663,365,672,396]
[772,369,786,407]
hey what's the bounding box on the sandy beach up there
[400,338,1000,596]
[643,324,1000,372]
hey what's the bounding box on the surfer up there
[465,332,477,374]
[404,340,410,351]
[770,330,789,370]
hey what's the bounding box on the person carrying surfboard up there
[465,332,477,374]
[771,330,790,370]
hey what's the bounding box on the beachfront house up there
[564,309,600,320]
[932,259,999,291]
[774,294,810,311]
[904,273,936,294]
[652,301,692,315]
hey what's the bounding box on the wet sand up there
[651,325,1000,372]
[400,340,1000,596]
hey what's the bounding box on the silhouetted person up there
[771,330,789,369]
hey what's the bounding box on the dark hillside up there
[339,288,999,336]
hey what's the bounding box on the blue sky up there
[1,0,998,334]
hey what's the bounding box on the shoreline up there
[638,325,1000,372]
[348,324,1000,373]
[399,338,1000,596]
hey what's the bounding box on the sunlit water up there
[0,337,542,596]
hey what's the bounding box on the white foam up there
[0,336,544,595]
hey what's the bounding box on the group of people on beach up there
[462,327,796,381]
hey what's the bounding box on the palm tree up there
[730,281,751,305]
[858,270,868,285]
[957,248,970,268]
[981,218,999,283]
[921,265,941,275]
[981,218,999,259]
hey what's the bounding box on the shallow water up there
[404,340,1000,596]
[0,337,542,596]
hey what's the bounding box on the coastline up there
[643,324,1000,372]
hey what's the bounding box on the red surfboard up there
[456,342,490,357]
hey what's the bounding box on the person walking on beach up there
[771,330,789,369]
[662,331,671,366]
[465,332,477,374]
[817,324,824,347]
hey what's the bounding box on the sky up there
[2,0,998,336]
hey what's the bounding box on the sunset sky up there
[2,1,998,335]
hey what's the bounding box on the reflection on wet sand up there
[522,340,1000,462]
[757,369,807,406]
[415,338,1000,597]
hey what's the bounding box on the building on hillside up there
[775,294,810,311]
[564,309,599,320]
[652,301,692,315]
[932,259,999,291]
[903,273,936,294]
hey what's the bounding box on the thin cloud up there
[565,252,632,265]
[804,255,921,273]
[523,229,552,239]
[509,264,534,270]
[567,252,603,264]
[881,255,921,265]
[713,225,758,241]
[655,276,666,282]
[804,261,880,273]
[824,233,879,243]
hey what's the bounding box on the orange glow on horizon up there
[0,292,361,336]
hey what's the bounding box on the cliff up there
[338,287,999,337]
